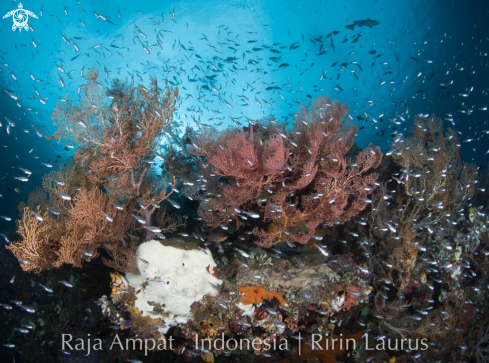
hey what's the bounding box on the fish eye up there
[208,322,214,327]
[199,321,204,326]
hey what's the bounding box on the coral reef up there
[6,73,488,362]
[6,71,184,273]
[359,115,477,294]
[187,96,382,247]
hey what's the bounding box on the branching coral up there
[8,187,136,272]
[475,320,489,363]
[188,96,382,247]
[8,70,181,273]
[414,292,463,339]
[363,115,478,292]
[6,207,56,273]
[50,72,178,217]
[391,114,476,218]
[207,129,288,205]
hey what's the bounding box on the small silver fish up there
[31,210,43,221]
[39,284,53,293]
[19,167,32,175]
[55,191,71,200]
[50,178,65,186]
[47,208,60,215]
[103,212,113,222]
[21,305,35,313]
[111,203,124,211]
[75,116,87,128]
[316,245,329,257]
[59,280,73,288]
[32,125,43,138]
[132,214,146,224]
[244,211,260,218]
[386,222,397,233]
[80,249,93,257]
[168,199,180,209]
[235,247,250,258]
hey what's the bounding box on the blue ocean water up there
[0,0,487,234]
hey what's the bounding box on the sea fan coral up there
[187,95,382,247]
[8,71,182,272]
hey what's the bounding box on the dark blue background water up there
[1,0,488,234]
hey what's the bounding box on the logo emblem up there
[2,3,37,32]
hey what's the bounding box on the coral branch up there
[9,71,181,273]
[6,207,56,273]
[189,96,382,247]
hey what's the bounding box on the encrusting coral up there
[238,285,287,306]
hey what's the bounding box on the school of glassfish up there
[0,1,488,362]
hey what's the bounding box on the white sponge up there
[125,239,221,332]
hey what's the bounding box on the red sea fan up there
[191,95,382,248]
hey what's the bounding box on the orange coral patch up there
[238,285,287,306]
[343,285,361,311]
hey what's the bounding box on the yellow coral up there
[238,285,287,306]
[201,352,214,363]
[110,271,126,296]
[469,207,477,223]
